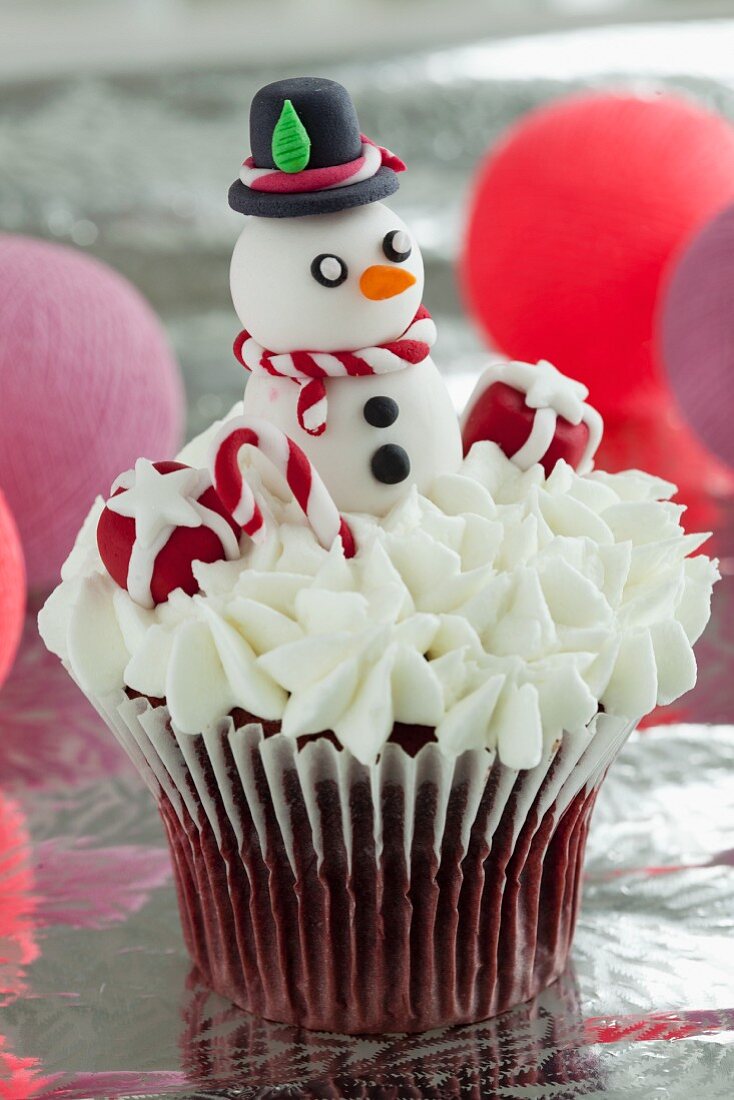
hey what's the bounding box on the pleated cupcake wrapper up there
[88,684,635,1033]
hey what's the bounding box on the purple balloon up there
[660,202,734,470]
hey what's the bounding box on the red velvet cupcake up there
[39,424,715,1032]
[38,76,718,1034]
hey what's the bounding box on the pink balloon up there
[658,202,734,470]
[0,490,25,690]
[0,236,185,587]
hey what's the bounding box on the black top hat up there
[228,77,403,218]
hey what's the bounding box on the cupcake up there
[39,77,718,1034]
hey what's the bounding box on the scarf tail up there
[296,379,328,437]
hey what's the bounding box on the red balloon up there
[97,462,240,607]
[461,93,734,416]
[0,491,25,691]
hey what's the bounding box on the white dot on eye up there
[392,230,411,255]
[320,256,343,282]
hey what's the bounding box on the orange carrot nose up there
[359,265,416,300]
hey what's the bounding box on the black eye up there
[311,253,348,288]
[382,230,412,264]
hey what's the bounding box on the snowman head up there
[230,202,424,353]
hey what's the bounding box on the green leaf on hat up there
[272,99,311,173]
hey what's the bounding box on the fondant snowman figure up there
[214,77,462,530]
[96,76,606,606]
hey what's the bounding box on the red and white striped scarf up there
[233,306,436,436]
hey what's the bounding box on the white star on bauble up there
[514,359,590,424]
[108,459,207,548]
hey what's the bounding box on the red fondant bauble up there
[463,381,589,476]
[462,93,734,417]
[97,462,240,606]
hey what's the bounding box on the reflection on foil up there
[33,840,171,931]
[179,967,604,1098]
[35,1071,187,1099]
[0,604,133,795]
[584,1009,734,1045]
[0,794,51,1098]
[0,795,37,999]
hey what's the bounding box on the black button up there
[371,444,411,484]
[363,396,399,428]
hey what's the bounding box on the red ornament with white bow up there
[461,359,603,476]
[96,459,241,609]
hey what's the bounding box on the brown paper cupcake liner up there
[92,688,635,1033]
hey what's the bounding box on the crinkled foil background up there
[2,17,734,1099]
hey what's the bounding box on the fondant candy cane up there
[209,416,357,558]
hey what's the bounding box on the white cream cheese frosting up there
[38,407,719,769]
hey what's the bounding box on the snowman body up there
[243,357,461,514]
[231,202,462,515]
